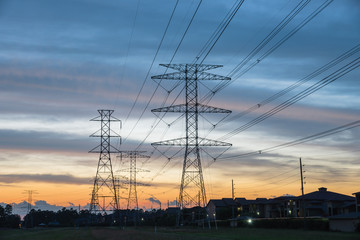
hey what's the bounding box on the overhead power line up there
[138,0,246,153]
[123,0,203,145]
[201,0,333,104]
[228,0,310,77]
[220,43,360,126]
[217,56,360,141]
[123,0,180,125]
[219,119,360,160]
[194,0,246,65]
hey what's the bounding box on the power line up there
[137,0,245,161]
[201,0,334,104]
[218,56,360,141]
[123,0,203,145]
[228,0,310,77]
[223,43,360,125]
[195,0,246,65]
[219,119,360,160]
[123,0,179,125]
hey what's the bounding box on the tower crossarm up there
[89,144,121,153]
[152,137,231,147]
[151,71,231,81]
[118,151,150,159]
[152,103,231,114]
[159,63,223,72]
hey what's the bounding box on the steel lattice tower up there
[89,110,121,214]
[151,64,232,208]
[119,151,149,210]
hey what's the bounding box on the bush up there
[236,218,329,231]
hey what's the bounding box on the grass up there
[0,227,359,240]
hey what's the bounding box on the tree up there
[5,204,12,216]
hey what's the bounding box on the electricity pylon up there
[22,190,38,213]
[118,151,149,210]
[151,64,232,209]
[89,110,121,214]
[114,175,128,209]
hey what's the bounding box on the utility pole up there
[299,157,306,227]
[232,179,235,219]
[232,179,235,199]
[89,110,121,214]
[151,64,232,213]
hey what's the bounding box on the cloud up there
[0,174,91,185]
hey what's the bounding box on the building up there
[207,187,357,221]
[298,187,355,217]
[207,198,236,220]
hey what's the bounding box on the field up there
[0,227,359,240]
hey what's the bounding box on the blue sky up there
[0,0,359,210]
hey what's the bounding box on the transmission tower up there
[151,64,232,209]
[89,110,121,214]
[22,190,38,213]
[114,175,128,209]
[118,151,149,210]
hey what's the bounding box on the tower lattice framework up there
[89,109,121,214]
[119,151,149,210]
[151,64,232,208]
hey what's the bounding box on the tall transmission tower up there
[89,110,121,214]
[151,64,232,209]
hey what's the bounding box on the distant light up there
[247,219,252,224]
[141,218,144,221]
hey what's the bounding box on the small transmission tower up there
[89,109,121,214]
[22,190,38,213]
[119,151,149,210]
[151,64,232,209]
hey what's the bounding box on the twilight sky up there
[0,0,359,211]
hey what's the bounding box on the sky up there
[0,0,359,213]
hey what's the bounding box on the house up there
[207,187,356,221]
[353,192,360,213]
[266,195,298,218]
[207,198,236,220]
[297,187,355,217]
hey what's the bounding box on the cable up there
[123,0,203,145]
[223,43,360,125]
[218,56,360,141]
[140,0,246,169]
[219,119,360,160]
[123,0,180,125]
[201,0,334,104]
[229,0,310,77]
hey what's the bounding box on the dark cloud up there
[0,129,91,152]
[0,174,91,185]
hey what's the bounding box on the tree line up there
[0,204,21,228]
